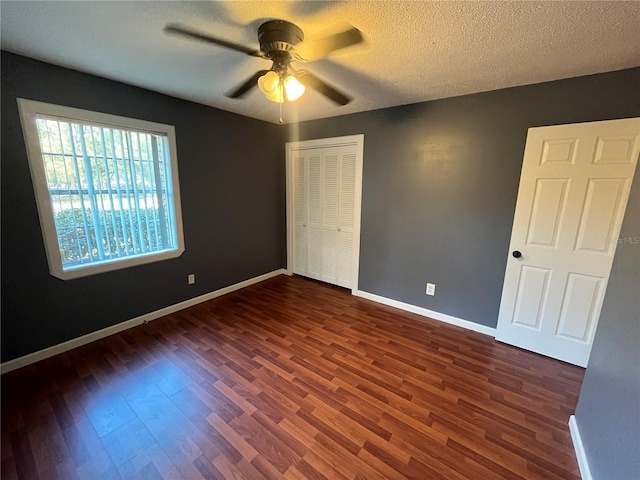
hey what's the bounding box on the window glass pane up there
[34,115,179,271]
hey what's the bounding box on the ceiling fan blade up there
[226,70,271,99]
[294,23,363,62]
[296,70,352,106]
[165,23,264,57]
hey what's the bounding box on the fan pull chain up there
[279,101,283,123]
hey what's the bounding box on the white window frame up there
[17,98,185,280]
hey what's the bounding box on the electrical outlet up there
[188,273,195,285]
[426,283,436,296]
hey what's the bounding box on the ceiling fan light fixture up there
[258,70,284,103]
[283,75,305,101]
[258,69,305,103]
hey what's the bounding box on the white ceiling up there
[2,1,639,125]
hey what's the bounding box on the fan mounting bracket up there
[258,20,304,59]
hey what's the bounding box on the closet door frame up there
[285,134,364,295]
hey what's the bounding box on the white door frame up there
[285,134,365,294]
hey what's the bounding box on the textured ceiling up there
[2,1,639,124]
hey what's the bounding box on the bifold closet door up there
[292,144,357,288]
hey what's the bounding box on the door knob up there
[512,250,522,258]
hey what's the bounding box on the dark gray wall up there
[574,166,640,480]
[290,68,640,327]
[1,52,287,362]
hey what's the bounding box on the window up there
[18,99,184,280]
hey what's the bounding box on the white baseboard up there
[569,415,592,480]
[0,269,287,375]
[354,290,496,337]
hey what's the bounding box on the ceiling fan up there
[165,20,363,106]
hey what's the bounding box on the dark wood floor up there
[1,274,585,480]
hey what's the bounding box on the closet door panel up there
[307,227,322,279]
[322,152,339,284]
[294,225,307,274]
[337,231,353,288]
[307,154,322,227]
[339,151,357,230]
[306,154,322,279]
[292,154,307,275]
[337,150,357,287]
[322,152,339,228]
[322,229,338,283]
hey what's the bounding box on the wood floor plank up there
[73,418,122,480]
[228,413,300,474]
[1,275,584,479]
[116,443,182,480]
[296,452,348,480]
[213,455,265,480]
[9,429,38,480]
[205,412,259,463]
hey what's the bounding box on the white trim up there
[285,134,364,295]
[16,98,185,280]
[0,269,286,374]
[569,415,593,480]
[285,143,293,277]
[350,138,364,295]
[286,135,363,150]
[354,290,496,337]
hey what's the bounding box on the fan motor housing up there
[258,20,304,56]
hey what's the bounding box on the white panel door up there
[496,118,640,367]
